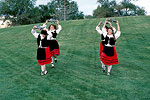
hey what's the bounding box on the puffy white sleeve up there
[96,26,103,35]
[31,29,39,38]
[102,28,107,37]
[113,27,116,33]
[56,25,62,34]
[115,31,121,39]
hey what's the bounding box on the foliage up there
[0,0,84,25]
[93,0,146,18]
[47,0,84,20]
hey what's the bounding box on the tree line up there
[0,0,84,25]
[92,0,146,18]
[0,0,147,25]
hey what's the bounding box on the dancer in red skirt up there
[31,26,52,75]
[46,20,62,68]
[96,20,117,73]
[96,19,121,76]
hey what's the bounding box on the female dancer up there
[31,26,52,75]
[96,20,117,73]
[96,19,121,75]
[46,20,62,68]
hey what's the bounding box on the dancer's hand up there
[57,20,59,25]
[33,26,37,29]
[103,19,108,28]
[105,19,108,23]
[116,21,119,24]
[98,21,101,27]
[46,20,49,24]
[116,21,120,31]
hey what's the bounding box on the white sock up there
[54,55,57,60]
[108,65,112,73]
[101,61,106,70]
[51,57,54,63]
[41,65,46,72]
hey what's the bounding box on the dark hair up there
[41,30,48,35]
[107,27,116,40]
[48,24,57,30]
[105,26,109,31]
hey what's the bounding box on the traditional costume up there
[100,28,120,66]
[96,26,121,75]
[96,26,117,60]
[46,25,62,66]
[31,29,52,65]
[31,29,53,75]
[47,26,62,57]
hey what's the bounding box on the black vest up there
[101,34,106,46]
[101,34,105,41]
[104,35,116,46]
[37,35,48,47]
[51,31,57,38]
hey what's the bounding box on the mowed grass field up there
[0,16,150,100]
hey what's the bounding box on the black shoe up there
[44,70,48,75]
[102,65,106,73]
[55,59,57,63]
[51,63,55,68]
[52,66,55,68]
[107,72,110,76]
[41,71,45,76]
[41,70,48,76]
[102,69,106,73]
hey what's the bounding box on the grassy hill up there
[0,16,150,100]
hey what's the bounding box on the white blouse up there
[46,25,62,40]
[96,26,121,39]
[96,26,121,47]
[31,29,51,39]
[31,29,52,48]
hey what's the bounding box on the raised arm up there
[108,22,116,33]
[102,19,108,30]
[31,26,39,38]
[115,21,121,39]
[42,20,49,29]
[101,19,108,37]
[96,21,103,34]
[56,20,62,34]
[116,21,120,31]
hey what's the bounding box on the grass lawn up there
[0,16,150,100]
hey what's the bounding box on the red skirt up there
[99,41,104,57]
[51,48,60,56]
[38,47,52,65]
[100,46,119,65]
[47,40,60,57]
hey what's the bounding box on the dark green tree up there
[0,0,39,24]
[47,0,84,20]
[93,0,146,17]
[38,4,56,22]
[121,0,146,16]
[0,0,84,24]
[93,0,116,17]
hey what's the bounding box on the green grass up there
[0,16,150,100]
